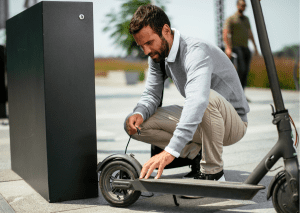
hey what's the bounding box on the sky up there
[1,0,299,57]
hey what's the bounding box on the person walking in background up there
[223,0,259,99]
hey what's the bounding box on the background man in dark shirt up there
[223,0,259,92]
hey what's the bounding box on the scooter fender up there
[267,170,285,200]
[96,154,142,175]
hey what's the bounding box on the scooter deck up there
[112,178,265,200]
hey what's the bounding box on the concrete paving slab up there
[0,170,21,182]
[0,167,276,213]
[215,201,276,213]
[0,80,298,212]
[0,194,15,213]
[0,179,107,213]
[224,165,277,204]
[0,138,11,170]
[58,196,233,213]
[129,196,255,213]
[93,83,298,213]
[0,171,255,213]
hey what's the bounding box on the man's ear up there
[162,24,171,36]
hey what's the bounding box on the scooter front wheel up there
[99,160,141,207]
[272,175,299,213]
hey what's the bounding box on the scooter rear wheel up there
[272,176,299,213]
[99,160,141,207]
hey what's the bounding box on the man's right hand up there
[126,114,144,135]
[225,47,232,59]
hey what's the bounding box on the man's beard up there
[150,35,170,63]
[238,8,245,14]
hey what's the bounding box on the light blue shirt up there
[133,29,249,157]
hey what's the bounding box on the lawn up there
[248,56,299,90]
[94,56,299,90]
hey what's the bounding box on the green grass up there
[94,58,148,78]
[248,56,299,90]
[94,56,299,90]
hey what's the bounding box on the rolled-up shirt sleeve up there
[133,57,165,121]
[165,44,212,157]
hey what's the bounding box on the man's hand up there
[225,47,232,59]
[139,150,175,179]
[126,114,143,135]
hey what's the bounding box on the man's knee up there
[207,90,222,110]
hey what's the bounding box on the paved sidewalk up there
[0,79,299,212]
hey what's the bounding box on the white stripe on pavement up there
[198,200,256,207]
[246,122,299,134]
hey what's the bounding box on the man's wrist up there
[133,112,144,120]
[164,147,180,158]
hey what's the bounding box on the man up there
[223,0,259,91]
[125,5,249,181]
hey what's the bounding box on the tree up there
[103,0,168,59]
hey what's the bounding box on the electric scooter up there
[97,1,299,212]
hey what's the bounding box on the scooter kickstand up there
[172,195,179,206]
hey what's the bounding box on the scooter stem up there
[246,1,299,204]
[250,0,285,112]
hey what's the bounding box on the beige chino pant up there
[127,89,248,174]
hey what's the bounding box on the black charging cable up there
[124,127,154,198]
[125,127,141,154]
[124,136,131,155]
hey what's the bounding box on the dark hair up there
[129,5,171,36]
[237,0,246,5]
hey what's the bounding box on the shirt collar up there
[165,28,180,63]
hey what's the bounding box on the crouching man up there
[124,5,249,181]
